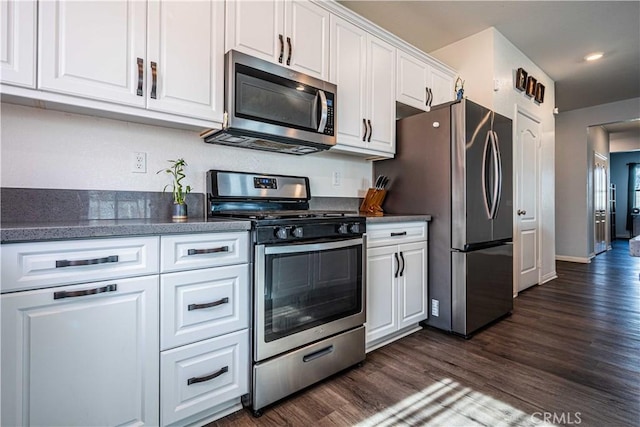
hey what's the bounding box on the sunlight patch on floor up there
[354,378,557,427]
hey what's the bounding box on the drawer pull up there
[54,284,117,300]
[188,297,229,311]
[390,232,407,237]
[303,345,334,363]
[187,246,229,256]
[187,366,229,385]
[56,255,119,268]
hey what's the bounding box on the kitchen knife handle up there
[136,57,144,96]
[187,366,228,385]
[278,34,284,63]
[367,119,372,142]
[286,36,292,65]
[150,61,157,99]
[188,297,229,311]
[54,284,117,300]
[399,252,405,277]
[394,252,400,278]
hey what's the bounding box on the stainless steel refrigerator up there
[375,99,513,337]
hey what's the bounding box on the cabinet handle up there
[425,87,429,106]
[367,119,372,142]
[150,61,157,99]
[303,345,334,362]
[187,366,229,386]
[54,284,117,300]
[362,118,367,142]
[390,232,407,237]
[56,255,119,268]
[399,252,405,277]
[188,297,229,311]
[286,36,292,65]
[428,88,433,106]
[187,246,229,256]
[136,57,144,96]
[278,34,284,63]
[394,252,400,278]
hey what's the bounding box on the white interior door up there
[515,108,541,292]
[594,153,608,254]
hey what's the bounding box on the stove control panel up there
[258,219,365,244]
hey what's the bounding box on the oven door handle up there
[263,238,363,255]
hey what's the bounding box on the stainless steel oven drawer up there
[252,326,365,411]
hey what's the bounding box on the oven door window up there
[263,242,362,342]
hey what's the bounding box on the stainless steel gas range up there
[206,170,366,416]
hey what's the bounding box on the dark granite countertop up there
[365,214,432,223]
[1,218,251,243]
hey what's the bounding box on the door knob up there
[517,209,527,216]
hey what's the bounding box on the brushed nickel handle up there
[187,246,229,255]
[278,34,284,63]
[187,366,228,385]
[517,209,527,216]
[54,284,117,300]
[150,61,157,99]
[56,255,119,268]
[286,36,292,65]
[188,297,229,311]
[136,57,144,96]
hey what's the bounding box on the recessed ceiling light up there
[584,52,604,61]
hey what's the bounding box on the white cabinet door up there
[366,245,398,343]
[1,0,36,87]
[396,50,430,111]
[38,0,147,106]
[366,35,396,153]
[397,241,428,329]
[147,0,224,121]
[225,0,284,64]
[329,14,367,149]
[429,65,455,107]
[330,16,395,156]
[1,275,159,427]
[284,0,329,79]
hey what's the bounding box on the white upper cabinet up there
[397,49,455,112]
[146,0,224,121]
[38,0,224,122]
[330,15,395,157]
[38,0,147,107]
[1,0,36,88]
[226,0,330,80]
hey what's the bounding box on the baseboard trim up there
[556,255,592,263]
[541,272,558,284]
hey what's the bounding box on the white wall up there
[0,104,373,197]
[432,27,557,284]
[610,131,640,152]
[555,97,640,259]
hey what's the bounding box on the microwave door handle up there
[317,90,328,133]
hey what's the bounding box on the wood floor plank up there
[208,240,640,427]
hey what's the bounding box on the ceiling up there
[338,1,640,115]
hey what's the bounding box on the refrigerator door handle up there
[490,130,503,219]
[481,130,493,219]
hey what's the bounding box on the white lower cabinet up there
[366,221,428,351]
[1,274,160,427]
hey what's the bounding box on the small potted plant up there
[157,158,191,222]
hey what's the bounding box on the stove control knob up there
[275,227,288,240]
[338,223,349,234]
[349,223,361,234]
[292,227,303,238]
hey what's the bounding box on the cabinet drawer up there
[160,329,249,426]
[160,232,249,273]
[1,236,159,293]
[160,264,250,350]
[367,221,428,248]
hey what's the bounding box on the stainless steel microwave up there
[202,50,337,155]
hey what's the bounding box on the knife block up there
[359,188,387,216]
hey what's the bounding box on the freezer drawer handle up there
[187,246,229,256]
[188,297,229,311]
[54,284,117,300]
[187,366,229,386]
[303,345,334,363]
[56,255,119,268]
[390,232,407,237]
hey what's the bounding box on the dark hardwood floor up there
[210,240,640,426]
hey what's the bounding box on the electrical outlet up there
[332,171,341,186]
[431,299,439,317]
[132,152,147,173]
